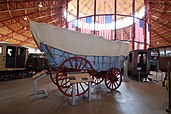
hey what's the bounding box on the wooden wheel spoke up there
[108,82,112,88]
[75,58,78,69]
[60,78,65,85]
[78,59,83,69]
[81,62,87,69]
[60,80,70,87]
[67,60,74,69]
[111,83,114,89]
[113,82,117,88]
[115,81,119,86]
[64,86,70,92]
[107,80,111,85]
[58,74,66,80]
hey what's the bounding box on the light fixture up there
[24,26,27,30]
[157,41,159,44]
[24,16,27,20]
[38,2,42,7]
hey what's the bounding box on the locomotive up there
[0,43,49,81]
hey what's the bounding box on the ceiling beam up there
[0,9,62,28]
[151,28,171,44]
[0,0,63,12]
[151,18,170,29]
[151,8,171,13]
[1,14,61,44]
[18,16,61,46]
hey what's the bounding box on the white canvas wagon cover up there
[30,21,129,56]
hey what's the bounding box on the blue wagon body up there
[40,43,125,71]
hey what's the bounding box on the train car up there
[150,48,158,71]
[26,53,50,74]
[157,46,171,91]
[0,43,28,80]
[157,46,171,72]
[128,49,151,80]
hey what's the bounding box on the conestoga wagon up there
[30,21,129,97]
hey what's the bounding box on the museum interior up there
[0,0,171,114]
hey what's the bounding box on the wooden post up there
[66,0,68,28]
[148,2,152,48]
[76,0,79,31]
[144,0,147,49]
[166,62,171,112]
[132,0,135,50]
[94,0,96,34]
[114,0,117,40]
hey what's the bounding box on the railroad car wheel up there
[13,73,23,79]
[105,67,122,91]
[0,74,5,81]
[56,56,94,97]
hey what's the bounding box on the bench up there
[67,72,93,105]
[33,70,48,99]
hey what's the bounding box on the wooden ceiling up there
[0,0,171,49]
[68,0,144,19]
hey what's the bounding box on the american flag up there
[146,23,150,49]
[81,17,92,34]
[98,15,112,40]
[135,19,144,49]
[68,21,76,31]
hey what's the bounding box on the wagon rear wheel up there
[56,56,94,97]
[105,67,122,91]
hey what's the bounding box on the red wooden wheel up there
[56,56,94,97]
[105,67,122,91]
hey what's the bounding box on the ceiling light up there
[38,2,42,7]
[157,42,159,44]
[24,16,27,20]
[24,27,27,30]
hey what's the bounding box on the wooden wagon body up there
[30,21,129,96]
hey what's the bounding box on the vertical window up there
[129,53,132,63]
[159,48,165,57]
[166,47,171,56]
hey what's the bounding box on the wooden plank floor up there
[0,75,168,114]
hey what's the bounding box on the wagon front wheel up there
[105,67,122,91]
[56,56,94,97]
